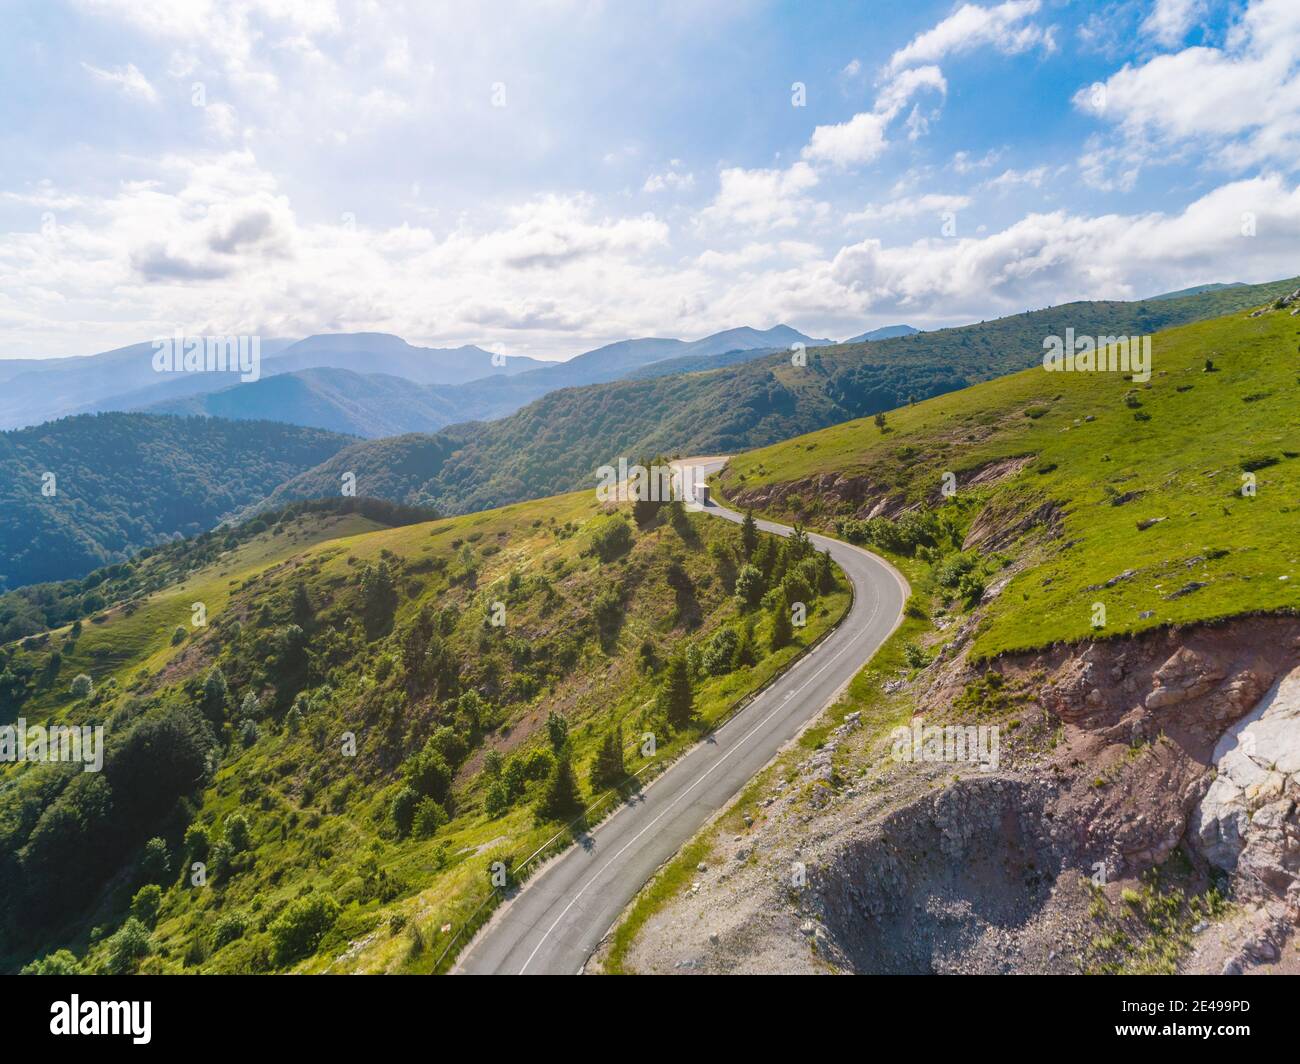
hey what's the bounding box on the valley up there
[4,286,1297,978]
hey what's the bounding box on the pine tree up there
[200,666,229,723]
[545,710,569,754]
[589,725,626,791]
[658,653,695,730]
[735,617,759,667]
[291,582,314,627]
[741,509,758,558]
[537,755,583,822]
[360,560,398,635]
[816,549,836,593]
[769,589,794,651]
[787,523,811,561]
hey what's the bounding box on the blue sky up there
[2,0,1298,360]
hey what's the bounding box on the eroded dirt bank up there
[602,616,1300,974]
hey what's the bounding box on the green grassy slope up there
[260,277,1300,520]
[719,298,1300,659]
[1,488,846,974]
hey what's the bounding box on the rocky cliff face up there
[606,616,1300,974]
[1192,666,1300,920]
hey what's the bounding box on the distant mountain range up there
[254,277,1300,521]
[843,324,919,342]
[0,335,542,432]
[1,324,831,436]
[1144,282,1247,302]
[142,324,832,437]
[6,277,1297,591]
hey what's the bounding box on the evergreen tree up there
[769,588,794,651]
[537,755,583,822]
[291,582,314,627]
[589,725,626,791]
[816,549,836,593]
[787,523,811,561]
[741,509,758,558]
[544,709,569,754]
[200,666,229,723]
[631,454,665,528]
[360,560,399,636]
[658,653,695,730]
[735,617,759,668]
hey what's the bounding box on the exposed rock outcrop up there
[1191,665,1300,920]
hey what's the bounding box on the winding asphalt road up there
[454,458,909,975]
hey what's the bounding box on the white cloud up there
[828,174,1300,318]
[695,161,824,230]
[886,0,1054,74]
[845,193,971,224]
[643,165,695,194]
[1140,0,1206,47]
[951,148,1003,173]
[984,166,1050,190]
[803,66,946,168]
[81,61,158,102]
[1076,0,1300,172]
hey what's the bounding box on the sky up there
[1,0,1299,361]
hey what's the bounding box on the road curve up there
[454,458,909,975]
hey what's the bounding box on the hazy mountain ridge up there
[3,325,829,436]
[843,324,919,342]
[256,277,1300,519]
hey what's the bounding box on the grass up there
[1081,855,1231,975]
[720,302,1300,658]
[9,513,386,723]
[2,486,850,975]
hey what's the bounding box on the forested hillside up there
[1,485,845,974]
[0,414,354,589]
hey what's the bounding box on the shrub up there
[701,626,739,676]
[403,743,451,803]
[21,949,81,975]
[733,564,765,610]
[104,918,153,975]
[412,797,448,838]
[544,710,570,754]
[224,813,251,853]
[484,779,509,818]
[138,836,171,886]
[269,893,340,966]
[590,515,634,562]
[69,673,93,699]
[213,911,249,949]
[184,823,210,862]
[390,785,419,837]
[129,884,162,927]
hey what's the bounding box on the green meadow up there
[721,302,1300,659]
